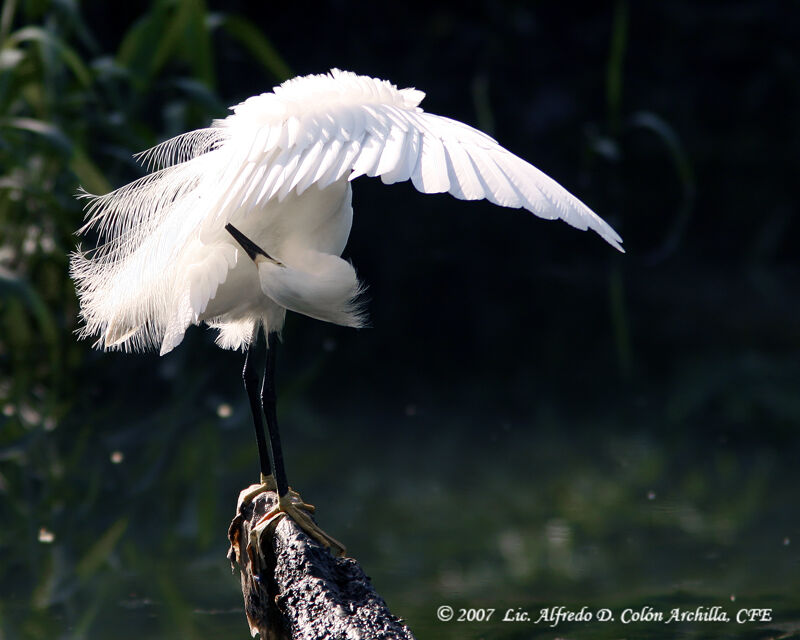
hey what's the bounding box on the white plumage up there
[71,69,623,355]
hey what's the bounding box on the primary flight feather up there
[71,69,623,355]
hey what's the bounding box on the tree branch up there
[228,486,416,640]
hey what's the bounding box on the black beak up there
[225,223,271,262]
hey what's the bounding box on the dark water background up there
[1,2,798,638]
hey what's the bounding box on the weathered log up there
[228,486,416,640]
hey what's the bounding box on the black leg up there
[243,331,272,479]
[262,331,290,497]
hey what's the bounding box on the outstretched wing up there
[72,69,623,353]
[211,69,623,251]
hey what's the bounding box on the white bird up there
[71,69,623,555]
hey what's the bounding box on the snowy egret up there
[71,69,623,555]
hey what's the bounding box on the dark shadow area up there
[1,2,798,638]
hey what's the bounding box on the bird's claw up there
[237,474,303,504]
[236,475,277,509]
[250,490,345,558]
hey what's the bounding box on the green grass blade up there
[5,26,92,87]
[219,14,292,81]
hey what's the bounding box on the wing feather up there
[463,144,520,207]
[349,121,388,179]
[412,132,450,194]
[318,138,363,189]
[291,138,327,194]
[373,122,407,180]
[72,70,623,353]
[442,138,484,200]
[209,71,621,250]
[311,136,344,184]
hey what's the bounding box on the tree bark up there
[228,486,416,640]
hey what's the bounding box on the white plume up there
[71,69,623,354]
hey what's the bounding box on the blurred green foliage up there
[0,1,291,637]
[0,1,798,639]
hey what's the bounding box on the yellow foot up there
[236,474,302,510]
[252,489,346,558]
